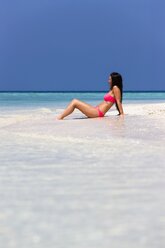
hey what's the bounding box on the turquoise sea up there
[0,91,165,103]
[0,91,165,108]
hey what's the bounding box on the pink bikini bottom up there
[95,106,104,117]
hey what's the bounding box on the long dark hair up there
[110,72,123,113]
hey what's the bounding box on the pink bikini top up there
[104,93,116,103]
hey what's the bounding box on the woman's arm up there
[113,86,124,115]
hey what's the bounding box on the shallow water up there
[0,93,165,248]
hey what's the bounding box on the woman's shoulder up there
[112,85,119,89]
[112,85,120,92]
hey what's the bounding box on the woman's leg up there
[57,99,98,119]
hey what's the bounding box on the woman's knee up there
[71,98,79,107]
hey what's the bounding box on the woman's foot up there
[56,114,64,120]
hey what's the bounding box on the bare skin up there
[57,76,124,120]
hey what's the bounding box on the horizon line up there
[0,90,165,93]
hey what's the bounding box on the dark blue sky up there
[0,0,165,91]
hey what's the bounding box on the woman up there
[57,72,124,120]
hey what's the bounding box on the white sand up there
[0,102,165,248]
[122,102,165,116]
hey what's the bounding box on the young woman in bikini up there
[57,72,124,120]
